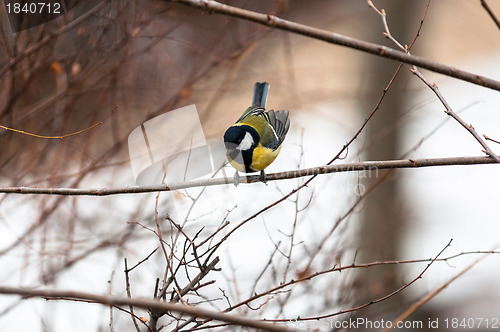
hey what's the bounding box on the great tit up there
[224,82,290,185]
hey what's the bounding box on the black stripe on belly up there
[227,148,255,173]
[242,149,254,173]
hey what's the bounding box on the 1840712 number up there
[6,2,61,14]
[444,318,499,329]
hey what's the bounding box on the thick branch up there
[0,156,496,196]
[0,286,298,332]
[168,0,500,91]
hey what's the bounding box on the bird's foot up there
[233,171,240,187]
[260,170,268,185]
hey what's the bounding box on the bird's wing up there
[265,110,290,148]
[272,110,290,146]
[235,106,265,124]
[236,107,290,150]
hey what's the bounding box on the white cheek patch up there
[237,132,254,151]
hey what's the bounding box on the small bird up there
[224,82,290,186]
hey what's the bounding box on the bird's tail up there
[252,82,270,108]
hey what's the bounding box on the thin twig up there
[0,105,118,139]
[480,0,500,30]
[484,135,500,145]
[249,241,282,298]
[0,1,109,76]
[269,239,453,322]
[172,257,220,302]
[383,245,498,332]
[124,259,142,332]
[199,246,498,325]
[368,1,406,51]
[112,306,154,332]
[126,248,159,273]
[108,270,115,332]
[369,1,500,165]
[411,68,500,163]
[408,0,431,50]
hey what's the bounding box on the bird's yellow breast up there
[227,155,246,172]
[251,145,281,171]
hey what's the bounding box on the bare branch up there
[192,248,500,330]
[0,156,496,196]
[484,135,500,145]
[480,0,500,30]
[369,1,500,164]
[108,271,115,332]
[167,0,500,91]
[0,286,299,332]
[124,259,142,332]
[0,1,109,77]
[271,239,453,322]
[0,106,118,139]
[411,68,500,163]
[383,247,497,332]
[173,257,220,302]
[367,1,406,51]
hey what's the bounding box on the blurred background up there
[0,0,499,331]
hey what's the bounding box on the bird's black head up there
[224,126,245,150]
[223,125,259,151]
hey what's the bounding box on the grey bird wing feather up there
[266,110,290,149]
[235,106,265,124]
